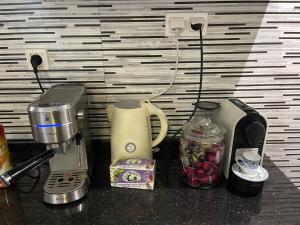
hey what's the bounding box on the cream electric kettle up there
[106,100,168,161]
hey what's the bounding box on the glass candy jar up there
[180,116,226,189]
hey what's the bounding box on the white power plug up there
[169,17,185,32]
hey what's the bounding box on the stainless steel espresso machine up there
[0,84,93,204]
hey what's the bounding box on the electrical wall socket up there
[165,13,208,37]
[25,48,49,70]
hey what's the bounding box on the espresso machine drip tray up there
[44,170,90,204]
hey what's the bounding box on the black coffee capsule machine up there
[214,99,268,196]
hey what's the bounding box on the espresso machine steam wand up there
[0,150,55,187]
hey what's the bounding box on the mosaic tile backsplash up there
[0,0,299,187]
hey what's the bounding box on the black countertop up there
[0,143,300,225]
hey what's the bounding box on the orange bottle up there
[0,124,12,187]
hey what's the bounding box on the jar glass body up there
[180,116,226,189]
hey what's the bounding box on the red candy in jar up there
[189,176,201,187]
[206,167,213,176]
[212,143,219,152]
[196,168,206,178]
[206,152,216,163]
[186,167,195,177]
[199,176,212,185]
[211,173,219,183]
[181,168,188,176]
[210,166,220,183]
[210,166,219,176]
[201,162,212,172]
[194,161,202,168]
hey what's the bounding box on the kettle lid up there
[115,100,141,109]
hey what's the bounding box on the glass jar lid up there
[181,116,226,143]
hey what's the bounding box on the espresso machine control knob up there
[243,120,265,147]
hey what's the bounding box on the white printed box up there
[110,159,156,190]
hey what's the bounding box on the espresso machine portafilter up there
[0,84,93,205]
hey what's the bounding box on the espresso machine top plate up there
[28,84,85,112]
[27,84,86,144]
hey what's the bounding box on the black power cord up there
[162,23,204,187]
[13,145,45,193]
[30,54,44,93]
[189,23,204,121]
[16,167,41,193]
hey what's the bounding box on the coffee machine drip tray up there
[43,170,90,205]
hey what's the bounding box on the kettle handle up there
[144,100,169,148]
[106,104,114,122]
